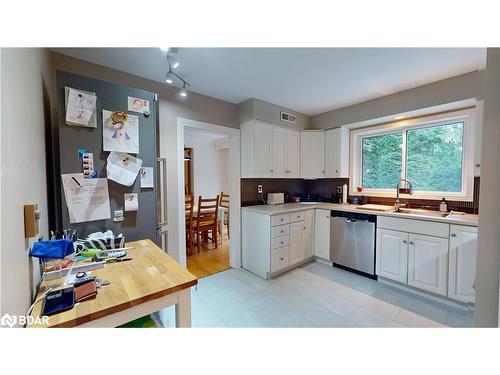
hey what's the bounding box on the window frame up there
[349,108,476,201]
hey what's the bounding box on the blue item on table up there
[30,239,75,259]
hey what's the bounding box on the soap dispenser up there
[439,198,448,213]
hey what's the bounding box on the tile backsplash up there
[241,177,480,214]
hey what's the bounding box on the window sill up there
[350,190,473,202]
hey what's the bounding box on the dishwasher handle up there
[344,218,371,224]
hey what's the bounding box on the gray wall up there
[1,48,54,322]
[239,98,310,130]
[310,70,485,128]
[475,48,500,327]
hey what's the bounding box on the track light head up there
[179,83,188,97]
[165,71,175,84]
[167,53,180,69]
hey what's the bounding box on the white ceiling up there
[53,48,486,116]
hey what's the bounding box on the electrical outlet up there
[257,185,263,194]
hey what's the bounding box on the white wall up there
[475,48,500,327]
[184,132,229,201]
[0,48,53,322]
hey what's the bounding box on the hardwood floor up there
[187,232,230,279]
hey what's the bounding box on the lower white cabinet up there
[377,217,450,297]
[303,210,315,258]
[242,209,315,279]
[314,209,330,260]
[376,229,408,284]
[448,225,478,303]
[407,234,449,296]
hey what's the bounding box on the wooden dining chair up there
[194,195,219,252]
[219,192,230,242]
[185,194,195,255]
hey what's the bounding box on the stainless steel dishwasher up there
[330,210,377,278]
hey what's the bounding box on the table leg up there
[175,288,192,327]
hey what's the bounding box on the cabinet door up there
[314,209,330,259]
[285,130,300,178]
[376,229,408,283]
[303,210,314,258]
[300,131,325,178]
[408,234,449,296]
[289,221,305,265]
[272,126,286,177]
[325,128,349,178]
[448,225,478,303]
[254,121,273,177]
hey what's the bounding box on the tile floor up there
[187,261,474,328]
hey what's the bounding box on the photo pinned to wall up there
[102,110,139,154]
[82,152,97,178]
[128,96,150,114]
[65,87,97,128]
[140,167,154,188]
[124,193,139,212]
[106,151,143,186]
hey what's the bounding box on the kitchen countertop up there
[242,202,479,227]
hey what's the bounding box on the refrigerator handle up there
[157,157,168,227]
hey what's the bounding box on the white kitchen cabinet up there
[290,221,305,264]
[376,229,408,284]
[252,121,273,177]
[407,234,449,296]
[271,126,287,177]
[300,131,325,178]
[448,225,478,303]
[242,209,315,279]
[303,210,315,258]
[314,209,330,260]
[241,120,300,178]
[285,130,300,177]
[325,127,349,178]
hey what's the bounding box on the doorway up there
[177,118,241,278]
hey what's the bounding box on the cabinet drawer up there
[271,246,290,272]
[272,213,290,226]
[378,216,449,238]
[272,225,290,238]
[272,235,289,249]
[289,211,305,223]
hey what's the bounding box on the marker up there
[72,177,83,188]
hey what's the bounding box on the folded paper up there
[106,152,143,186]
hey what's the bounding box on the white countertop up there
[242,202,479,227]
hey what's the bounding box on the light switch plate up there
[257,185,263,194]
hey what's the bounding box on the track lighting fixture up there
[165,70,175,84]
[179,83,188,97]
[167,53,180,69]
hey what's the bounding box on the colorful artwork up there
[102,110,139,154]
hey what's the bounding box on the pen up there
[72,177,83,188]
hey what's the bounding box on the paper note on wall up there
[128,96,150,114]
[61,173,111,223]
[124,193,139,211]
[140,167,154,188]
[106,152,143,186]
[65,87,97,128]
[102,110,139,154]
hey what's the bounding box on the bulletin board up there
[54,71,160,244]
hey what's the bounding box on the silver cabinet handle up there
[336,170,339,173]
[451,233,456,237]
[409,241,414,245]
[322,170,325,174]
[403,240,407,244]
[326,216,330,218]
[280,241,284,245]
[270,169,274,172]
[303,226,307,230]
[280,257,284,261]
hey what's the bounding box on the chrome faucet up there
[394,178,413,211]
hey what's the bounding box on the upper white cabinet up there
[325,127,349,178]
[241,120,300,178]
[300,131,326,178]
[407,234,449,297]
[314,209,330,260]
[448,225,478,303]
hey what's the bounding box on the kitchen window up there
[350,108,476,200]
